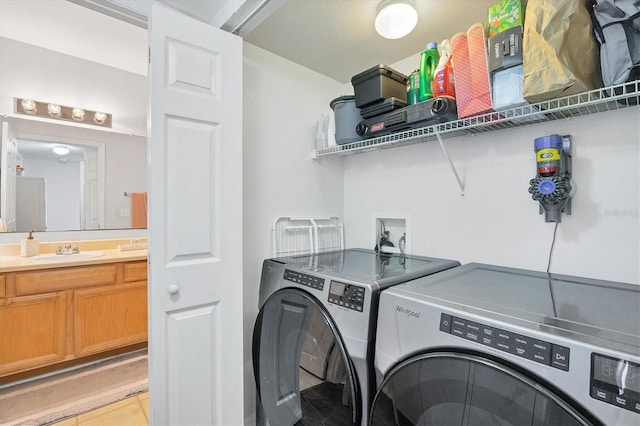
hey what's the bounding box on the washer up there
[252,248,460,426]
[372,263,640,425]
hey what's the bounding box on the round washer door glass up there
[370,352,594,426]
[254,289,359,426]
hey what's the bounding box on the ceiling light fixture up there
[52,145,70,156]
[375,0,418,40]
[15,98,112,127]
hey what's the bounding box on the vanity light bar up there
[15,98,112,128]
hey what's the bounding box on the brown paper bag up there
[523,0,603,102]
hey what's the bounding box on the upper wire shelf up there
[312,80,640,158]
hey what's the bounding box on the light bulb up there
[21,99,37,114]
[48,103,62,118]
[94,111,107,125]
[72,108,85,121]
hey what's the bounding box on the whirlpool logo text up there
[396,305,420,318]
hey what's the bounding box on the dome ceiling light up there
[52,145,71,156]
[375,0,418,40]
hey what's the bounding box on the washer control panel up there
[440,313,570,371]
[591,353,640,414]
[328,281,365,312]
[284,269,324,291]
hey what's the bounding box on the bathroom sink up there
[26,251,105,262]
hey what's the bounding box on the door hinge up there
[148,47,151,64]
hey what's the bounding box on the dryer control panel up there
[439,313,570,371]
[284,269,324,291]
[328,281,365,312]
[591,353,640,414]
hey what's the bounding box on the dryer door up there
[370,352,594,426]
[253,289,360,426]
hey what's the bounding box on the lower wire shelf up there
[312,80,640,158]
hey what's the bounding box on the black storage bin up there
[360,97,407,118]
[351,65,409,109]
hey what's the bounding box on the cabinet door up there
[0,292,66,376]
[73,281,147,356]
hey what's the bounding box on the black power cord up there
[547,222,560,318]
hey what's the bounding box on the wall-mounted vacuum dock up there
[528,134,573,223]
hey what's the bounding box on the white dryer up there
[372,263,640,425]
[252,248,460,426]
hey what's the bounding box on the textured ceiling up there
[65,0,495,84]
[244,0,494,83]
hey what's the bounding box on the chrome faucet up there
[56,244,80,255]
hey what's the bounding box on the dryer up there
[371,263,640,425]
[252,248,460,426]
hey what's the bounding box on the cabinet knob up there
[168,284,180,295]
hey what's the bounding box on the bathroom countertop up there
[0,238,148,273]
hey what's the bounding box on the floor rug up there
[0,350,148,425]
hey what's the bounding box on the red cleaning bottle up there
[433,39,456,98]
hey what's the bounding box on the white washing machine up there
[372,263,640,425]
[252,248,460,426]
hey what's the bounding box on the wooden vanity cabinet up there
[74,281,147,356]
[0,291,67,376]
[0,260,147,377]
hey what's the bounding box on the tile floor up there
[53,392,149,426]
[54,368,317,425]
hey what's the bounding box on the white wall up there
[0,37,147,136]
[0,0,147,76]
[343,107,640,284]
[242,42,345,420]
[104,136,147,229]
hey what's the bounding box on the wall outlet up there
[120,208,131,217]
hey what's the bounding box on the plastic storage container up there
[330,95,362,145]
[360,97,407,119]
[351,65,408,108]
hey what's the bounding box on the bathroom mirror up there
[0,23,148,235]
[1,116,147,233]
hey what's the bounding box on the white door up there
[0,121,18,232]
[148,4,243,425]
[83,150,104,230]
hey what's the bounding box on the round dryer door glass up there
[254,289,359,426]
[370,352,595,426]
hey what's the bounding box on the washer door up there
[253,289,360,426]
[370,352,594,426]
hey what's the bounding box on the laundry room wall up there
[341,106,640,285]
[242,42,346,422]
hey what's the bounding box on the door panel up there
[254,289,359,426]
[0,121,18,232]
[370,352,592,426]
[83,150,103,230]
[148,4,243,425]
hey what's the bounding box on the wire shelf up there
[313,80,640,158]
